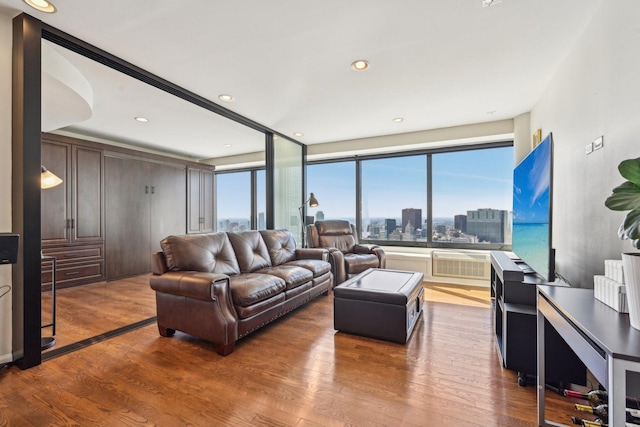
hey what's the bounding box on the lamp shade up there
[41,166,63,189]
[308,193,319,207]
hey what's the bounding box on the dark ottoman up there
[333,268,424,343]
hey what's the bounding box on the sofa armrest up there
[295,247,329,262]
[151,251,169,275]
[150,271,230,301]
[353,244,386,268]
[327,248,346,285]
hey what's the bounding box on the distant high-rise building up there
[316,210,325,221]
[454,215,467,232]
[466,208,509,243]
[258,212,265,230]
[402,208,422,233]
[385,218,397,238]
[435,224,447,234]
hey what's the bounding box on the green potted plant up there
[605,157,640,329]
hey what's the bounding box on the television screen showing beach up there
[512,136,551,280]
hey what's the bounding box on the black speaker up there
[0,234,19,265]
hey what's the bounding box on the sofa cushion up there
[259,229,297,266]
[227,231,272,273]
[286,259,332,277]
[229,273,286,307]
[344,253,379,275]
[161,233,240,275]
[257,265,313,290]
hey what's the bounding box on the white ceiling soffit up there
[45,42,265,159]
[41,41,93,132]
[1,0,605,160]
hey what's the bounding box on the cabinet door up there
[187,168,202,234]
[41,140,72,245]
[72,146,103,243]
[105,156,151,280]
[187,168,214,234]
[150,162,186,252]
[201,169,214,233]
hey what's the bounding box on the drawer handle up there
[65,272,80,276]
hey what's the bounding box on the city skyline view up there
[216,145,514,244]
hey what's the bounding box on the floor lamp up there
[41,165,63,350]
[298,193,319,248]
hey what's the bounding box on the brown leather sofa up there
[149,229,333,355]
[307,220,386,285]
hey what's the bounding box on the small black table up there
[333,268,424,343]
[537,285,640,426]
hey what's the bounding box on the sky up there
[216,146,514,220]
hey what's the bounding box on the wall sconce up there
[41,166,62,189]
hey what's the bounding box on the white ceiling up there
[0,0,604,160]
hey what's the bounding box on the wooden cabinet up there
[187,167,214,234]
[41,135,105,289]
[41,132,210,286]
[105,155,186,280]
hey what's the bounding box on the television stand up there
[490,251,585,385]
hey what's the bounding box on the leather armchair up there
[307,220,386,285]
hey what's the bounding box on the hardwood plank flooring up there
[2,278,584,426]
[41,275,156,350]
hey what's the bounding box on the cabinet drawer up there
[57,261,104,289]
[42,245,103,263]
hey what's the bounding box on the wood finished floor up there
[2,279,581,426]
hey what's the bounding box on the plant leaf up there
[605,186,640,211]
[612,181,640,193]
[619,158,640,187]
[623,209,640,240]
[618,222,628,239]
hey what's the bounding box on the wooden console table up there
[537,285,640,426]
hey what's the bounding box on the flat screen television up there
[512,133,555,282]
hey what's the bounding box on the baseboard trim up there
[0,352,13,364]
[42,317,157,362]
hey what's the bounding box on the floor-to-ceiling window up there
[431,147,513,246]
[306,161,356,223]
[273,137,303,243]
[305,142,514,250]
[216,171,251,232]
[360,155,427,242]
[215,169,265,232]
[256,169,266,230]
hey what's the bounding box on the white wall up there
[530,0,640,287]
[0,14,13,363]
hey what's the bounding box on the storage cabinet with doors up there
[105,154,187,280]
[187,166,214,234]
[41,134,105,290]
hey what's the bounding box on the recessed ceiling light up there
[223,144,232,148]
[293,132,304,137]
[393,117,404,123]
[219,94,234,102]
[134,117,149,123]
[351,60,370,71]
[486,110,497,115]
[23,0,56,13]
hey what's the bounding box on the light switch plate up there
[594,136,603,150]
[585,142,594,154]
